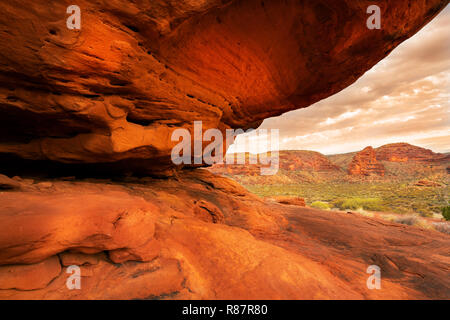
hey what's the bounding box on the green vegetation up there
[442,206,450,221]
[221,156,449,217]
[310,201,331,210]
[245,182,449,217]
[331,198,384,211]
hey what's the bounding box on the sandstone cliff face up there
[0,0,447,173]
[348,146,385,176]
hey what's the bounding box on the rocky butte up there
[348,146,385,177]
[0,0,449,299]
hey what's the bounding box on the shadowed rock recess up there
[0,0,449,299]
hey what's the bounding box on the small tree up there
[442,206,450,221]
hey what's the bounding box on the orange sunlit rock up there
[0,0,448,301]
[348,146,385,176]
[0,171,449,299]
[376,143,450,163]
[0,0,446,173]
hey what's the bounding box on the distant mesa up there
[279,151,341,172]
[348,146,385,177]
[210,143,449,180]
[375,143,448,163]
[345,143,449,177]
[210,150,341,177]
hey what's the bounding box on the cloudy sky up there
[232,5,449,155]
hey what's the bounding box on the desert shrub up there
[432,222,450,234]
[331,198,346,209]
[356,209,374,218]
[380,214,396,222]
[244,181,449,217]
[310,201,331,210]
[441,206,450,221]
[394,215,418,226]
[331,198,384,211]
[413,203,434,217]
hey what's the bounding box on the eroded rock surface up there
[0,0,447,173]
[0,171,449,299]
